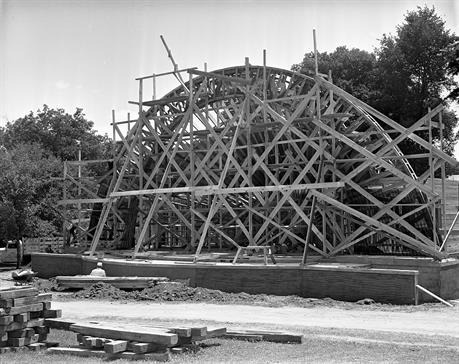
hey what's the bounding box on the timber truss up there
[60,63,457,261]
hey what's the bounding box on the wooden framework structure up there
[60,58,458,262]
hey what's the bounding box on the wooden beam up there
[309,189,445,259]
[188,69,253,85]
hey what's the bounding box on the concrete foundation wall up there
[330,255,459,301]
[32,253,420,304]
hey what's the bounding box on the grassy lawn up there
[0,329,457,364]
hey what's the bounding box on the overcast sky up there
[1,0,458,140]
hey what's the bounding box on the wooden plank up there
[47,347,107,358]
[8,303,43,315]
[104,339,128,354]
[47,347,171,361]
[181,326,227,343]
[8,333,39,347]
[226,329,304,343]
[0,299,13,309]
[189,69,253,85]
[110,183,310,198]
[8,328,35,338]
[34,326,50,335]
[69,323,178,347]
[13,293,52,306]
[224,333,263,341]
[190,327,207,337]
[42,309,62,318]
[0,288,38,300]
[44,318,76,330]
[127,341,166,354]
[58,198,109,205]
[28,342,48,351]
[13,313,30,324]
[0,316,13,325]
[0,318,44,333]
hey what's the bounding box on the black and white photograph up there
[0,0,459,362]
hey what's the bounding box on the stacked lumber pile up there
[0,287,60,352]
[46,319,226,361]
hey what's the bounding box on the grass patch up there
[0,329,458,364]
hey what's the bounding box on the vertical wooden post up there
[77,140,82,236]
[138,128,144,246]
[428,107,436,245]
[63,161,68,245]
[189,72,196,250]
[139,79,143,114]
[302,160,324,265]
[245,57,254,245]
[111,110,117,191]
[329,70,336,249]
[263,49,267,123]
[313,29,319,75]
[440,110,446,241]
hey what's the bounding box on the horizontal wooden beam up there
[109,182,344,198]
[316,76,457,166]
[129,95,188,107]
[58,198,109,205]
[66,159,114,166]
[188,69,253,85]
[135,67,198,80]
[309,189,445,260]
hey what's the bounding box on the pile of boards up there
[0,286,60,352]
[46,318,227,361]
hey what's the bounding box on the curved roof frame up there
[87,65,454,261]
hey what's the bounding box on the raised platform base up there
[37,253,459,304]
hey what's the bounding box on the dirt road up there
[53,299,459,339]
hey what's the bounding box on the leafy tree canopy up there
[292,46,379,104]
[0,106,112,240]
[0,143,62,241]
[2,105,111,161]
[292,6,459,174]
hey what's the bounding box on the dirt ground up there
[52,299,459,337]
[2,266,459,353]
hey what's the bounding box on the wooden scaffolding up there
[60,58,458,262]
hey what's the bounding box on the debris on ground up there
[356,298,376,305]
[68,281,351,308]
[11,269,36,283]
[63,280,449,312]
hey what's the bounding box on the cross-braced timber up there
[60,64,458,261]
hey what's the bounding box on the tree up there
[293,6,459,175]
[292,46,379,104]
[374,6,458,173]
[0,106,112,241]
[375,6,457,123]
[446,41,459,100]
[0,143,62,241]
[3,105,111,161]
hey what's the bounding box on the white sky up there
[1,0,458,142]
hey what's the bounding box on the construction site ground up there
[1,266,459,363]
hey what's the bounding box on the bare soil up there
[2,267,459,361]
